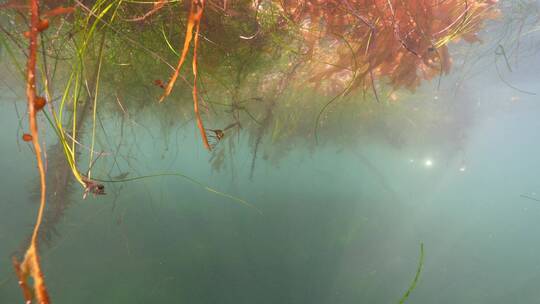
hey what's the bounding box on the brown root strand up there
[159,0,211,150]
[12,257,32,302]
[15,0,51,303]
[126,0,166,22]
[191,4,211,151]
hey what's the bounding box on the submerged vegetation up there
[0,0,535,302]
[399,242,425,304]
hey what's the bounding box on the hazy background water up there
[3,15,540,304]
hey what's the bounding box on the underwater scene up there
[1,0,540,303]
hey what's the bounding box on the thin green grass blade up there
[399,242,425,304]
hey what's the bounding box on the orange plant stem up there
[159,0,210,150]
[13,0,51,303]
[191,5,211,150]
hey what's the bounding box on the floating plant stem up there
[87,31,107,180]
[161,22,180,56]
[92,172,261,214]
[126,0,165,22]
[398,242,424,304]
[313,33,359,144]
[494,51,536,95]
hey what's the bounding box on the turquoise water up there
[2,79,540,303]
[3,10,540,304]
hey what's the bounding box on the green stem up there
[399,242,424,304]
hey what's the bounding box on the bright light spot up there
[459,166,466,172]
[424,159,433,167]
[409,159,414,163]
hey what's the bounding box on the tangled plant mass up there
[281,0,499,92]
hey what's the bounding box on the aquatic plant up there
[11,0,56,302]
[158,0,212,150]
[280,0,499,92]
[0,0,510,302]
[398,242,425,304]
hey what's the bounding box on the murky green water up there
[3,2,540,303]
